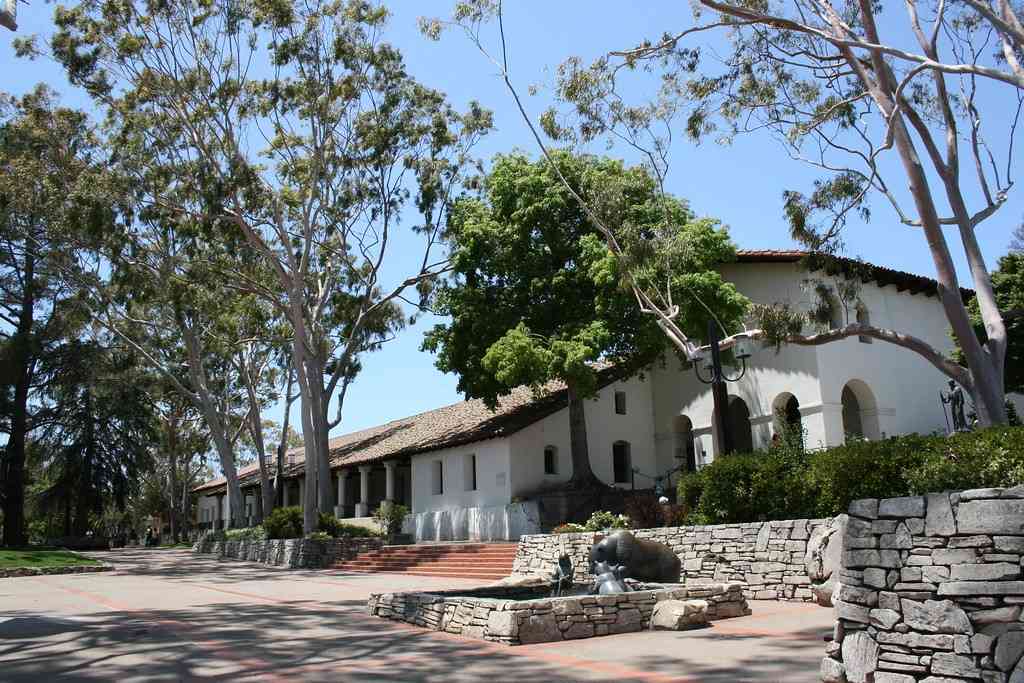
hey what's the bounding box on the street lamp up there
[693,320,753,456]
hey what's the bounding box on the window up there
[464,454,477,491]
[544,446,558,475]
[612,441,632,484]
[432,460,444,495]
[614,391,627,415]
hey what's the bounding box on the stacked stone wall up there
[822,487,1024,683]
[192,536,382,569]
[368,581,748,645]
[513,518,833,601]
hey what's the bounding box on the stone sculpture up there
[590,560,630,594]
[550,553,574,597]
[589,530,682,584]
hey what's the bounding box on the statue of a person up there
[941,380,967,432]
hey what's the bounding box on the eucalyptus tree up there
[432,0,1021,426]
[40,0,492,531]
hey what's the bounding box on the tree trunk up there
[2,251,34,548]
[566,380,600,488]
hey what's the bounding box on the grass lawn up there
[0,549,100,569]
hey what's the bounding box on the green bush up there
[224,526,267,542]
[306,531,332,542]
[583,510,630,531]
[679,426,1024,525]
[372,504,409,536]
[552,522,587,534]
[317,513,380,538]
[263,506,303,540]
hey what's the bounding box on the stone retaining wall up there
[822,487,1024,683]
[0,564,113,579]
[192,536,382,569]
[513,518,834,602]
[368,581,748,645]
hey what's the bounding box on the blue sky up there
[3,1,1018,441]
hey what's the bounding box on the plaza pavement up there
[0,548,834,682]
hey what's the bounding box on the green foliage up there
[262,506,303,540]
[319,513,380,538]
[679,427,1024,524]
[552,522,587,534]
[372,504,409,536]
[423,151,746,408]
[224,527,267,542]
[960,252,1024,394]
[583,510,630,531]
[305,531,332,542]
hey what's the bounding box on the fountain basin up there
[367,581,749,645]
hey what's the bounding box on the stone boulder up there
[805,515,847,606]
[649,599,709,630]
[491,573,548,588]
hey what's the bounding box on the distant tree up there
[424,152,746,487]
[1011,223,1024,253]
[33,341,156,537]
[962,252,1024,395]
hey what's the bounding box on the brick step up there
[330,542,517,580]
[336,562,514,572]
[333,567,508,580]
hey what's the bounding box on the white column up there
[355,465,371,517]
[298,479,305,510]
[334,470,347,518]
[384,461,397,503]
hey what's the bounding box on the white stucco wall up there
[507,375,657,497]
[409,438,512,513]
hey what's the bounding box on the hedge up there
[262,507,380,540]
[677,426,1024,525]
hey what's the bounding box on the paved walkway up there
[0,549,834,682]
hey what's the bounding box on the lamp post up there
[693,319,752,456]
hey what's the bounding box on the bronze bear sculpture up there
[589,530,681,583]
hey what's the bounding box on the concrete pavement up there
[0,548,834,682]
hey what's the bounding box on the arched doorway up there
[727,395,754,453]
[674,415,697,472]
[772,393,803,448]
[842,379,880,441]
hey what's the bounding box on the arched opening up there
[727,395,754,453]
[772,393,803,448]
[842,379,880,441]
[857,305,872,343]
[674,415,696,472]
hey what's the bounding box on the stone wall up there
[513,518,835,602]
[822,487,1024,683]
[0,564,113,579]
[368,581,748,645]
[192,536,382,569]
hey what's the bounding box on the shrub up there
[552,522,587,534]
[679,426,1024,525]
[583,510,630,531]
[224,526,267,542]
[263,506,303,540]
[306,531,332,542]
[372,503,409,536]
[622,494,664,529]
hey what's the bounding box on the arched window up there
[674,415,696,472]
[842,379,881,441]
[612,441,632,484]
[772,393,803,448]
[857,305,872,343]
[727,396,754,453]
[614,391,627,415]
[543,446,558,475]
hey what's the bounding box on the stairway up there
[332,542,519,581]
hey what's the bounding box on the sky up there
[2,1,1019,443]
